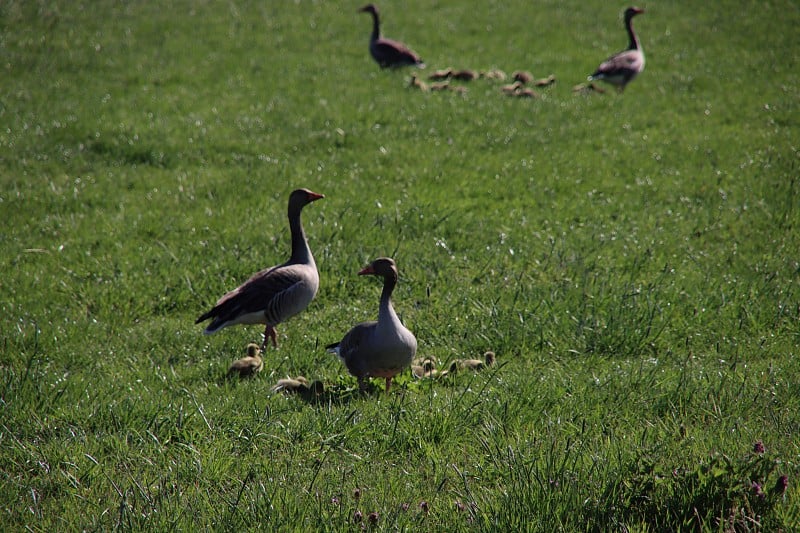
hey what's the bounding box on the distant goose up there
[588,7,645,92]
[227,343,264,378]
[196,188,324,351]
[359,4,425,69]
[327,258,417,393]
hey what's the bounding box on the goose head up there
[358,257,398,278]
[358,3,378,16]
[625,6,645,20]
[288,188,324,216]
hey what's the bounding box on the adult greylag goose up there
[227,343,264,379]
[196,188,324,350]
[327,258,417,392]
[588,7,645,92]
[359,4,425,69]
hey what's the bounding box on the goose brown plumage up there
[196,188,324,351]
[588,7,645,92]
[359,4,424,69]
[327,258,417,393]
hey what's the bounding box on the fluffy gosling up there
[533,74,557,87]
[512,70,534,84]
[227,343,264,379]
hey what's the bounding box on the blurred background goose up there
[588,7,645,92]
[359,4,424,69]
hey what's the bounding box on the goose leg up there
[261,324,278,351]
[385,377,392,393]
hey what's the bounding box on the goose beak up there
[307,191,325,201]
[358,265,375,276]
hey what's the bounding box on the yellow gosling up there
[227,343,264,378]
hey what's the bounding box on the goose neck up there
[626,16,640,51]
[288,211,313,265]
[369,11,380,41]
[378,273,398,321]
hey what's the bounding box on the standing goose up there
[588,7,645,92]
[196,188,324,350]
[327,258,417,392]
[359,4,425,69]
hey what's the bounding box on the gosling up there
[227,343,264,379]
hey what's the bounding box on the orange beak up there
[358,265,375,276]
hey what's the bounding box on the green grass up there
[2,0,799,530]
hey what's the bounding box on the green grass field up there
[2,0,799,530]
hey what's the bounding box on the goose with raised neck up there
[327,258,417,393]
[359,4,425,69]
[588,7,645,92]
[196,188,324,350]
